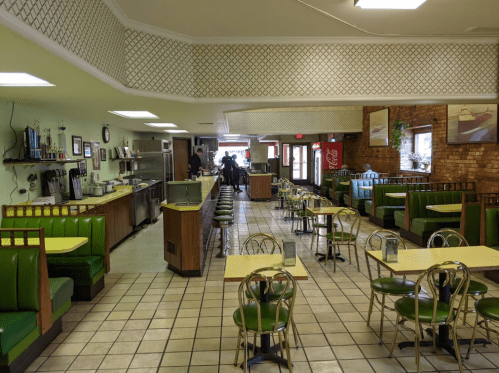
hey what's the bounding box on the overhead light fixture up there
[224,134,240,137]
[354,0,426,9]
[145,123,177,128]
[0,73,54,87]
[109,111,158,119]
[164,129,189,133]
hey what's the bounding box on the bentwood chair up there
[291,192,315,233]
[389,261,471,373]
[233,267,296,373]
[466,297,499,358]
[365,230,417,343]
[284,186,301,221]
[240,233,300,347]
[427,229,489,328]
[310,197,333,253]
[325,208,361,272]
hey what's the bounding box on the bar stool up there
[216,205,233,211]
[213,215,233,258]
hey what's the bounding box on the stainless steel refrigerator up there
[133,140,173,201]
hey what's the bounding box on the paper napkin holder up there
[282,240,296,266]
[382,237,399,262]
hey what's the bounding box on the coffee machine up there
[42,169,67,203]
[69,168,85,200]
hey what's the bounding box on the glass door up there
[314,150,321,186]
[291,145,308,183]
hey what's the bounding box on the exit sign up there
[296,134,303,139]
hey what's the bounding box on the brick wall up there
[343,105,499,193]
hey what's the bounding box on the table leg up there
[316,214,345,262]
[295,203,313,235]
[398,272,489,359]
[241,281,291,369]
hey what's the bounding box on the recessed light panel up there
[145,123,177,128]
[0,73,54,86]
[164,129,189,133]
[354,0,426,9]
[109,111,158,119]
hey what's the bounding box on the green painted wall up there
[0,101,137,209]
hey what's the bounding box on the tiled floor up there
[28,190,499,373]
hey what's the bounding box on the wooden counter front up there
[246,172,272,200]
[163,176,219,276]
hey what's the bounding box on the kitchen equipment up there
[69,168,84,200]
[93,185,104,196]
[133,139,173,201]
[166,181,202,204]
[138,182,149,188]
[32,196,56,205]
[106,182,114,193]
[131,179,163,226]
[148,181,162,222]
[42,169,67,204]
[133,188,148,226]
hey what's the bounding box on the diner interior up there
[1,1,499,373]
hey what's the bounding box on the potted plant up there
[391,120,410,152]
[422,157,431,172]
[408,152,423,170]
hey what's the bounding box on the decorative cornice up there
[104,0,499,45]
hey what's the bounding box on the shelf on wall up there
[3,159,83,166]
[111,158,141,161]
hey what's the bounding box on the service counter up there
[161,176,219,276]
[246,171,272,201]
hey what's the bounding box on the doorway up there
[290,144,309,184]
[173,138,191,181]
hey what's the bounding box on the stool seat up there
[215,210,233,216]
[213,216,234,222]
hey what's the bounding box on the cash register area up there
[28,195,499,373]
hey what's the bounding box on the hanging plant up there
[391,120,410,152]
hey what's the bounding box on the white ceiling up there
[111,0,499,39]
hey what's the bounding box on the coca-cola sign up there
[322,142,342,170]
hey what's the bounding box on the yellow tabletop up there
[339,181,350,186]
[280,188,290,193]
[306,206,354,215]
[224,254,308,282]
[366,246,499,275]
[426,204,462,213]
[385,192,407,198]
[359,186,372,191]
[289,195,318,202]
[1,237,88,254]
[326,178,333,182]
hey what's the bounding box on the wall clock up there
[102,126,110,143]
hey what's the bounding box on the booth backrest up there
[333,176,351,193]
[373,184,408,207]
[485,208,499,248]
[1,217,106,258]
[350,179,374,199]
[407,191,466,220]
[0,248,40,312]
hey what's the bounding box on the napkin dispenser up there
[313,198,321,210]
[382,237,399,262]
[282,240,296,266]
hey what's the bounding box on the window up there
[268,146,275,159]
[400,129,432,172]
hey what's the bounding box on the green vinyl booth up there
[321,173,333,199]
[366,184,412,228]
[331,176,350,206]
[0,228,73,373]
[1,216,106,301]
[395,190,468,246]
[344,179,374,215]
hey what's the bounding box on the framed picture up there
[100,148,107,161]
[115,147,124,159]
[72,136,82,156]
[83,142,91,158]
[91,141,101,170]
[447,105,498,144]
[369,109,389,147]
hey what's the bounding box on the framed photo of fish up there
[447,105,498,144]
[369,108,389,147]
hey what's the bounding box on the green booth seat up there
[1,216,106,301]
[48,278,74,321]
[365,200,372,215]
[394,210,405,229]
[332,176,350,206]
[368,184,408,228]
[484,208,499,282]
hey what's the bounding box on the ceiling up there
[112,0,499,39]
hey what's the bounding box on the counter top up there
[246,171,272,177]
[161,176,218,211]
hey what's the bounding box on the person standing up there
[221,151,232,185]
[231,154,242,192]
[188,148,205,178]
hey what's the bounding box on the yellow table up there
[325,178,333,182]
[366,245,499,356]
[306,206,352,216]
[1,237,89,254]
[385,192,406,198]
[359,185,372,191]
[339,181,350,186]
[224,254,308,282]
[426,204,462,213]
[289,194,318,202]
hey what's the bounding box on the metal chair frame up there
[466,301,498,359]
[310,197,333,253]
[290,192,316,233]
[388,261,471,373]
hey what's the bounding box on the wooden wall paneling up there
[163,208,182,270]
[180,211,201,271]
[173,138,191,181]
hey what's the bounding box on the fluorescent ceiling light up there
[0,73,54,87]
[109,111,158,119]
[145,123,177,128]
[164,129,189,133]
[224,134,240,136]
[354,0,426,9]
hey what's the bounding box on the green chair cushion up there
[296,210,313,217]
[371,278,417,295]
[214,210,233,216]
[395,296,453,323]
[233,303,289,332]
[216,205,233,210]
[475,298,499,321]
[410,217,461,235]
[213,216,233,222]
[352,198,369,209]
[245,283,294,301]
[394,210,405,228]
[376,206,405,219]
[434,278,487,296]
[312,223,327,228]
[326,232,356,241]
[0,311,37,355]
[365,200,373,215]
[47,256,104,281]
[49,277,74,312]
